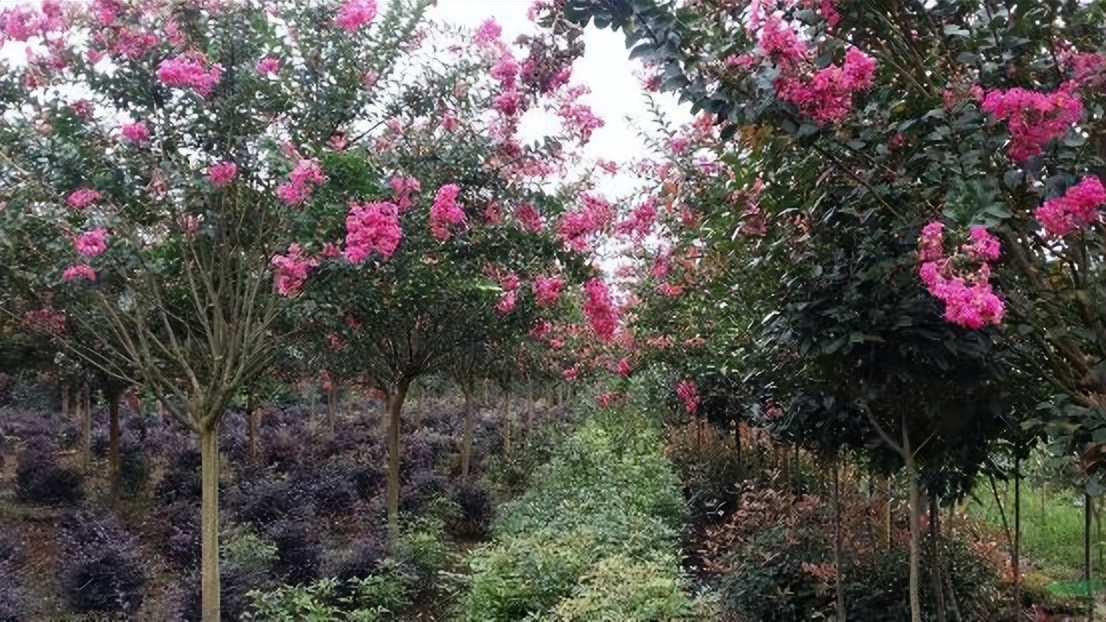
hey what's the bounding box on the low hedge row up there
[463,405,713,621]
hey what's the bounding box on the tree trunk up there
[461,384,474,482]
[1085,491,1093,609]
[734,420,742,466]
[502,388,512,458]
[904,427,922,622]
[199,424,221,622]
[930,494,947,622]
[882,476,892,550]
[525,378,534,439]
[80,383,92,472]
[1013,458,1021,614]
[61,384,69,418]
[246,397,259,467]
[326,385,336,431]
[386,379,411,542]
[832,458,846,621]
[108,393,122,507]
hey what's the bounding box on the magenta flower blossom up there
[475,18,501,45]
[207,161,238,188]
[157,54,223,97]
[982,85,1083,161]
[917,221,1004,329]
[966,225,1001,261]
[270,244,316,297]
[67,188,101,209]
[492,90,521,116]
[255,57,280,75]
[74,228,108,257]
[582,278,618,341]
[62,264,96,282]
[514,203,544,233]
[120,122,150,144]
[277,159,327,205]
[676,380,699,414]
[533,276,565,306]
[345,201,403,262]
[1035,175,1106,237]
[429,184,466,241]
[334,0,376,31]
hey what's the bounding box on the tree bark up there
[461,383,474,482]
[199,425,221,622]
[734,420,742,466]
[108,393,122,506]
[386,379,411,542]
[1013,458,1021,614]
[832,458,846,622]
[904,427,922,622]
[246,396,259,467]
[80,383,91,472]
[1085,491,1093,609]
[502,388,512,458]
[326,384,336,431]
[930,494,947,622]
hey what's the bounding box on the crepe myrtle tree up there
[0,0,431,619]
[296,13,611,538]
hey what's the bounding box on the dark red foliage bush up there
[59,511,147,616]
[15,436,84,505]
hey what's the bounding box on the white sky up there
[429,0,691,197]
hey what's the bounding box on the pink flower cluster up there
[276,159,326,205]
[514,203,544,233]
[62,264,96,282]
[757,16,807,68]
[559,103,604,144]
[345,201,402,262]
[389,176,421,210]
[0,2,64,43]
[475,18,501,46]
[532,276,564,306]
[775,47,877,125]
[429,184,466,240]
[112,28,159,60]
[67,188,101,209]
[74,228,108,257]
[614,200,657,241]
[120,122,149,144]
[981,85,1083,161]
[157,54,223,97]
[676,380,699,415]
[494,270,521,313]
[558,193,613,252]
[270,244,316,297]
[335,0,377,31]
[207,161,238,188]
[917,222,1005,329]
[256,57,280,75]
[1034,175,1106,237]
[582,278,618,341]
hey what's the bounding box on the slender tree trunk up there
[904,426,922,622]
[461,384,474,482]
[61,384,69,418]
[734,420,742,465]
[502,388,512,458]
[246,396,259,467]
[80,383,92,472]
[108,393,122,507]
[883,476,892,550]
[525,377,534,439]
[930,494,947,622]
[199,424,221,622]
[832,458,846,621]
[1013,458,1021,614]
[386,379,411,542]
[1085,491,1093,609]
[326,385,336,431]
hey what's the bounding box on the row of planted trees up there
[533,0,1106,619]
[0,1,634,620]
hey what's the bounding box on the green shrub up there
[246,574,407,622]
[463,403,711,622]
[548,554,707,622]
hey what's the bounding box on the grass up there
[964,480,1105,585]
